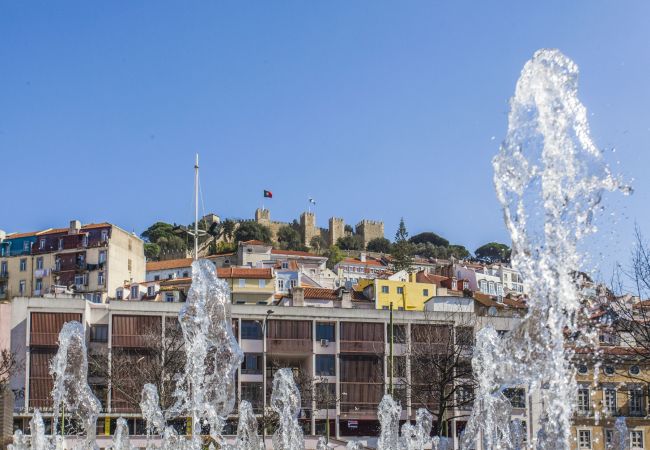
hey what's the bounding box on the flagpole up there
[194,153,199,261]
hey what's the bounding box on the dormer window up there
[101,230,109,242]
[147,286,155,296]
[58,238,64,250]
[23,241,30,252]
[282,262,289,269]
[130,286,139,299]
[39,238,45,250]
[82,234,89,247]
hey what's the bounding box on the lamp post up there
[261,309,274,447]
[320,377,347,444]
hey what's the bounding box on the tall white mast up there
[194,153,199,260]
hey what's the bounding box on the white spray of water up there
[140,383,166,438]
[462,48,629,449]
[171,259,244,447]
[110,417,132,450]
[50,321,101,450]
[377,394,401,450]
[345,441,363,450]
[231,400,264,450]
[271,368,304,450]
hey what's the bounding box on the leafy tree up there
[277,225,303,251]
[234,222,273,244]
[448,244,471,259]
[367,237,392,254]
[409,232,450,248]
[144,243,161,260]
[344,224,354,234]
[325,245,344,270]
[141,222,178,243]
[309,235,326,254]
[475,242,511,263]
[392,218,415,272]
[336,235,364,251]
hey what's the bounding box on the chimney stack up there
[292,286,305,307]
[0,230,5,242]
[341,288,352,309]
[69,220,81,235]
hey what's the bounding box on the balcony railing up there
[340,340,384,354]
[30,332,61,347]
[111,334,153,348]
[266,338,312,354]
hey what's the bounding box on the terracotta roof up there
[6,231,40,239]
[217,267,273,279]
[241,240,269,246]
[303,287,339,300]
[36,223,112,235]
[271,249,324,258]
[416,272,448,285]
[147,258,193,271]
[339,257,386,268]
[159,277,191,287]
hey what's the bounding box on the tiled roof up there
[37,223,112,235]
[272,249,324,258]
[217,267,273,279]
[241,240,269,246]
[416,272,448,285]
[6,231,40,239]
[303,287,339,300]
[147,258,194,271]
[339,257,386,268]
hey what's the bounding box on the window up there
[147,286,155,297]
[130,286,139,299]
[397,287,404,294]
[316,323,335,342]
[278,279,285,291]
[19,280,26,294]
[630,365,641,376]
[241,320,263,340]
[154,275,160,281]
[381,286,389,294]
[290,279,297,288]
[631,430,644,449]
[75,274,86,286]
[23,241,30,252]
[281,262,289,269]
[99,251,107,264]
[39,238,45,250]
[128,239,132,251]
[630,388,644,416]
[0,261,6,275]
[19,259,26,271]
[577,364,588,375]
[58,238,64,250]
[503,388,525,408]
[315,355,335,376]
[165,293,174,302]
[387,355,406,378]
[127,259,132,271]
[316,382,337,409]
[241,382,263,413]
[98,272,105,285]
[55,258,61,271]
[456,327,474,346]
[422,289,429,296]
[488,281,496,295]
[36,257,43,270]
[577,387,590,414]
[101,230,108,242]
[241,354,263,374]
[496,283,504,296]
[239,279,246,287]
[90,325,108,342]
[116,289,123,300]
[82,234,89,247]
[259,279,266,288]
[456,385,474,407]
[604,365,616,376]
[605,429,614,448]
[479,280,488,293]
[604,388,617,415]
[35,279,42,292]
[388,324,406,344]
[578,430,591,449]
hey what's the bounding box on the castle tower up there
[328,217,345,246]
[255,208,271,226]
[300,212,318,247]
[355,220,385,249]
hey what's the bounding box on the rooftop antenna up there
[194,153,199,260]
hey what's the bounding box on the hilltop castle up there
[254,208,384,249]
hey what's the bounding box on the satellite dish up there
[488,306,497,317]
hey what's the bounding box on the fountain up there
[10,48,629,450]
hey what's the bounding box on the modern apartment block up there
[8,293,526,449]
[0,221,145,303]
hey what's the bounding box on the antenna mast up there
[194,153,199,260]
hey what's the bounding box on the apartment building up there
[9,291,525,449]
[0,221,145,303]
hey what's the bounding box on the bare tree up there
[381,311,478,437]
[0,349,18,391]
[89,319,186,413]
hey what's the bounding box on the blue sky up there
[1,1,648,274]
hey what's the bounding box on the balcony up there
[0,271,8,281]
[340,340,384,354]
[266,338,312,354]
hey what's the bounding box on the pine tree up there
[391,218,415,272]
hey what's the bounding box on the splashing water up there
[462,49,629,449]
[140,383,166,438]
[110,418,132,450]
[50,321,101,450]
[377,394,401,450]
[171,259,244,447]
[346,441,363,450]
[271,368,304,450]
[431,436,451,450]
[231,400,264,450]
[611,417,629,450]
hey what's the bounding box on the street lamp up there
[320,377,347,444]
[260,309,274,446]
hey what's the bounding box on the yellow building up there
[358,273,437,311]
[572,348,650,450]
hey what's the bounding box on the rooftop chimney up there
[292,286,305,307]
[69,220,81,235]
[360,252,367,262]
[0,230,5,242]
[341,288,352,309]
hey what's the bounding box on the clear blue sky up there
[1,1,648,273]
